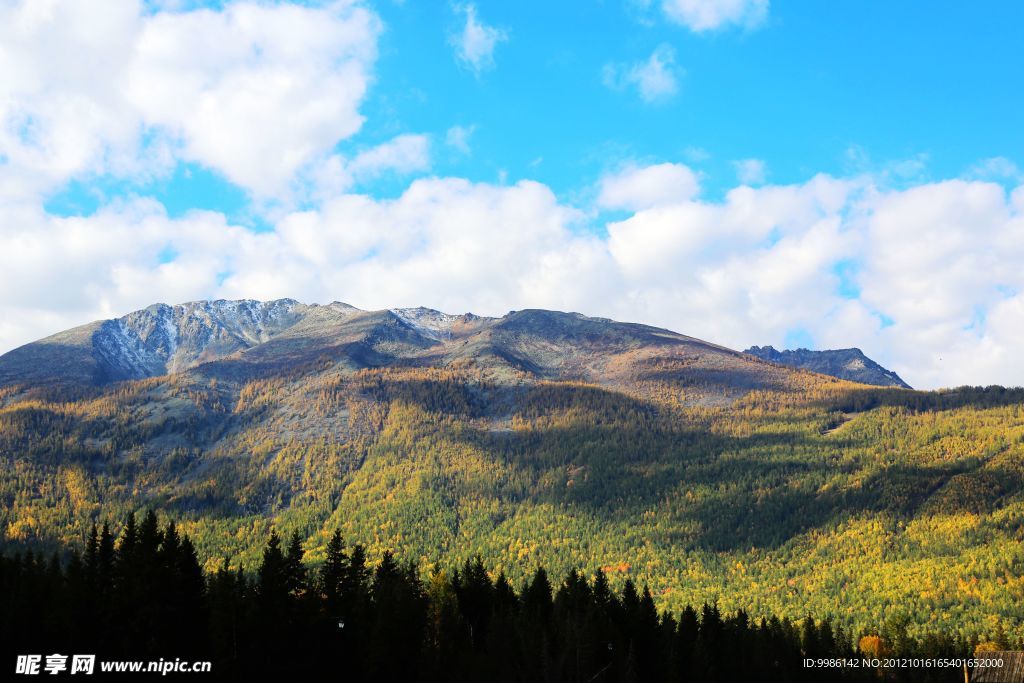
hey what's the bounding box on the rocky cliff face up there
[743,345,911,388]
[93,299,306,380]
[0,299,308,386]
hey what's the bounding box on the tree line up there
[1,513,980,682]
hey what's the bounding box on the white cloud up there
[126,1,380,198]
[0,199,243,343]
[445,125,476,155]
[347,134,431,179]
[603,45,680,103]
[733,158,766,185]
[307,134,432,202]
[598,162,700,211]
[450,4,507,76]
[0,0,381,200]
[850,180,1024,387]
[662,0,769,31]
[0,0,147,196]
[604,173,851,287]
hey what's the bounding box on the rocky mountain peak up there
[0,299,910,395]
[744,345,911,388]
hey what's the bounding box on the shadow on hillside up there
[639,365,795,396]
[361,377,1017,552]
[7,366,1024,555]
[354,378,810,549]
[816,385,1024,414]
[468,425,874,552]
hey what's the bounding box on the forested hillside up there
[2,515,993,682]
[1,302,1023,648]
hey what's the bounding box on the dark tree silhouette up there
[0,515,985,682]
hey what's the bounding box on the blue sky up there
[43,0,1024,216]
[2,0,1024,388]
[361,0,1023,198]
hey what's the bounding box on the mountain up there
[0,299,809,400]
[0,299,1021,641]
[743,345,911,388]
[0,299,322,387]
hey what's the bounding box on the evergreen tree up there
[284,531,307,599]
[0,519,968,683]
[319,530,347,620]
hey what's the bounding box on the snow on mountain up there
[389,307,463,341]
[90,299,305,381]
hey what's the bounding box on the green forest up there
[2,363,1024,649]
[3,513,1004,682]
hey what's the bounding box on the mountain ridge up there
[743,344,911,388]
[0,299,821,397]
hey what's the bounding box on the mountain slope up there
[0,299,1021,641]
[744,345,912,388]
[0,300,810,400]
[0,299,307,387]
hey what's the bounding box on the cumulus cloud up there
[0,0,381,200]
[126,1,380,197]
[851,180,1024,387]
[0,178,602,343]
[0,0,147,196]
[603,45,680,103]
[598,162,700,210]
[0,198,244,346]
[347,135,432,180]
[450,4,507,76]
[304,134,433,203]
[661,0,769,31]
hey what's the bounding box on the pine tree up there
[802,615,819,658]
[177,535,206,650]
[255,530,290,674]
[456,555,493,648]
[138,510,163,560]
[319,530,347,619]
[341,543,371,620]
[522,567,553,623]
[98,522,115,596]
[258,530,287,604]
[284,532,307,599]
[84,523,99,586]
